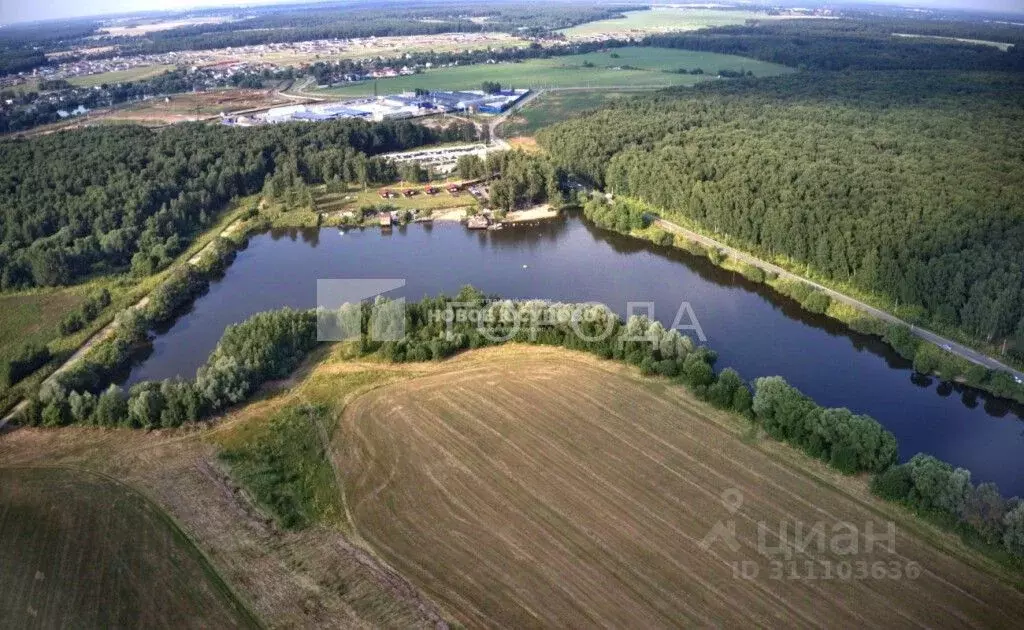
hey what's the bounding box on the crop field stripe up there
[553,381,937,627]
[0,467,259,628]
[411,391,716,626]
[571,379,1010,625]
[348,374,803,626]
[495,380,862,626]
[376,394,714,627]
[338,348,1024,628]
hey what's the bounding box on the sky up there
[2,0,1022,26]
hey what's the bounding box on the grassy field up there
[337,346,1024,628]
[0,196,261,416]
[218,405,342,529]
[559,7,771,38]
[68,65,176,88]
[502,88,655,136]
[0,289,88,367]
[0,467,254,627]
[313,47,793,97]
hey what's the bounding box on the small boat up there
[487,222,504,231]
[522,264,528,269]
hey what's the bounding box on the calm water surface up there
[124,216,1024,494]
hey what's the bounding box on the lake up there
[124,215,1024,494]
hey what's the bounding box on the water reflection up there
[119,215,1024,493]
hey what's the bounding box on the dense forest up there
[539,71,1024,352]
[643,18,1024,72]
[0,118,472,290]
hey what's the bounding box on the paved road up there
[655,218,1024,382]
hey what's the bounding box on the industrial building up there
[237,89,529,126]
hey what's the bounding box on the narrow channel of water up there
[123,215,1024,494]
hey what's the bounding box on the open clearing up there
[312,182,481,220]
[241,32,529,67]
[0,467,253,627]
[68,64,176,88]
[100,89,297,124]
[559,7,785,39]
[4,344,1023,627]
[338,346,1024,629]
[0,289,86,367]
[892,33,1015,51]
[313,47,793,97]
[502,88,654,135]
[96,17,234,38]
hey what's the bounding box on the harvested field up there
[338,346,1024,629]
[0,349,453,629]
[0,467,253,628]
[101,89,297,125]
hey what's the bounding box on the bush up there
[651,229,674,247]
[219,405,338,529]
[59,312,85,335]
[883,323,921,360]
[59,288,112,337]
[800,290,831,314]
[146,267,208,323]
[774,278,813,303]
[739,264,765,283]
[6,343,51,386]
[870,463,914,501]
[752,376,897,474]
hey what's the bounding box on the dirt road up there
[1,218,245,428]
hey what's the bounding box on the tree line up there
[17,285,1024,563]
[581,194,1024,404]
[539,71,1024,356]
[873,454,1024,560]
[641,18,1024,73]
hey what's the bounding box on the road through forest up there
[653,218,1024,382]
